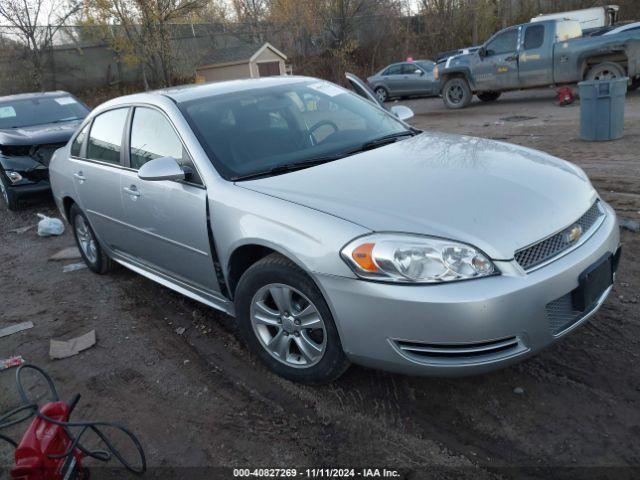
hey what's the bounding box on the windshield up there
[179,80,409,179]
[0,95,89,129]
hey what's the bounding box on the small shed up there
[196,42,288,83]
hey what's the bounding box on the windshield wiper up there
[356,130,418,152]
[232,153,346,181]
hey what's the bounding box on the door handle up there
[123,185,140,198]
[505,54,519,62]
[73,172,85,182]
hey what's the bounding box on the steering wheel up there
[308,120,339,143]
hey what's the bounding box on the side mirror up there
[390,105,414,121]
[478,47,487,58]
[137,156,185,182]
[414,69,424,75]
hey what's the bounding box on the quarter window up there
[70,124,89,157]
[486,28,519,56]
[86,108,128,165]
[524,25,545,50]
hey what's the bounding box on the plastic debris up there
[513,386,525,395]
[63,262,87,273]
[37,213,65,237]
[175,327,186,335]
[50,330,96,359]
[0,321,34,339]
[50,247,81,261]
[0,356,25,371]
[8,225,34,234]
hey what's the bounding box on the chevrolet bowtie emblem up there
[563,224,583,244]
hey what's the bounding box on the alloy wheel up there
[75,215,98,264]
[250,283,327,368]
[375,88,388,102]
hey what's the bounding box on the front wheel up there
[235,254,349,384]
[477,91,501,102]
[442,77,472,109]
[70,203,113,274]
[0,175,19,211]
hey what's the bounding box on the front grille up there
[393,336,526,366]
[515,202,605,271]
[545,293,584,335]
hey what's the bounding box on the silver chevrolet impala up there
[50,76,621,383]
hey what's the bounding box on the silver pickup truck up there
[436,19,640,108]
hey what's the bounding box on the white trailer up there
[531,5,619,30]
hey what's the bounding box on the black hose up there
[0,364,146,475]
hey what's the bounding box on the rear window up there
[524,25,545,50]
[86,108,128,165]
[0,96,88,129]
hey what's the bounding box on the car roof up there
[0,90,73,103]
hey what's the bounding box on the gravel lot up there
[1,88,639,479]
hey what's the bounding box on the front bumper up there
[315,203,620,376]
[10,180,51,198]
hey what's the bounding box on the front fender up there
[441,67,477,91]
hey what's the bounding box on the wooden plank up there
[0,321,34,339]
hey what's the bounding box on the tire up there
[585,61,626,82]
[69,203,113,274]
[477,91,501,102]
[235,253,349,384]
[374,86,389,103]
[0,174,19,211]
[630,78,640,91]
[442,77,473,109]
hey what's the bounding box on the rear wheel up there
[70,203,113,274]
[235,253,349,384]
[477,91,501,102]
[0,175,19,211]
[442,77,472,109]
[585,61,626,82]
[374,86,389,103]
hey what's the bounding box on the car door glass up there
[384,65,402,75]
[86,108,128,165]
[70,124,89,157]
[524,25,544,50]
[486,29,518,56]
[401,64,419,75]
[130,107,202,185]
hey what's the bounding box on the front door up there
[117,106,219,293]
[474,27,521,91]
[71,108,131,251]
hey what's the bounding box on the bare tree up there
[0,0,80,90]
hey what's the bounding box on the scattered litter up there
[500,115,537,123]
[49,330,96,359]
[175,327,186,335]
[0,321,34,339]
[556,87,574,106]
[63,262,87,273]
[0,356,25,371]
[49,246,81,261]
[37,213,65,236]
[513,386,525,395]
[620,218,640,233]
[8,225,34,234]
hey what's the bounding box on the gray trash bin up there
[578,77,627,141]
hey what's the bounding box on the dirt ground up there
[1,88,639,479]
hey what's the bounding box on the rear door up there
[518,23,553,86]
[70,107,130,250]
[474,27,521,91]
[117,106,219,293]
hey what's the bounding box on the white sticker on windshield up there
[54,97,77,106]
[0,106,16,118]
[308,82,346,97]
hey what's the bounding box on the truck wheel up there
[477,91,501,102]
[374,86,389,103]
[629,78,640,91]
[0,175,19,211]
[585,62,625,82]
[442,77,472,109]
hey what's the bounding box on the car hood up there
[0,119,82,146]
[239,132,598,260]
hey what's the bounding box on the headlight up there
[341,233,497,284]
[4,171,23,184]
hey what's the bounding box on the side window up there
[130,107,202,185]
[384,65,402,75]
[524,25,545,50]
[401,63,419,74]
[86,108,128,165]
[486,28,519,56]
[70,124,89,157]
